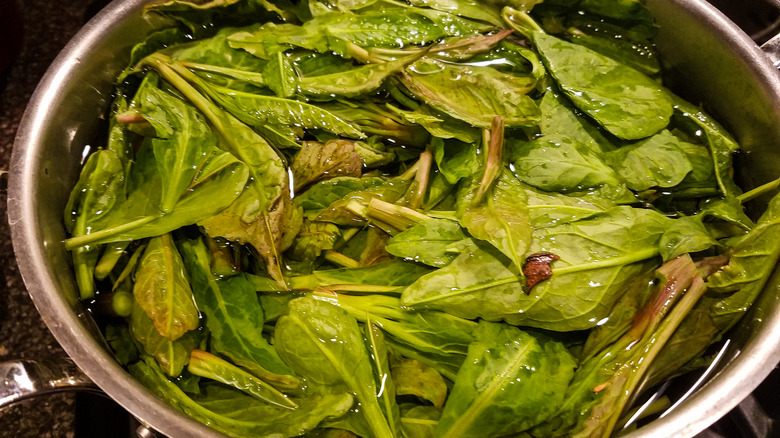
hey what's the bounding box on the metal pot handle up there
[0,358,160,437]
[761,33,780,69]
[0,358,98,408]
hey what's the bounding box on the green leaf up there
[287,220,342,262]
[401,58,541,128]
[531,31,672,140]
[133,234,199,341]
[698,197,754,231]
[118,27,192,84]
[565,31,660,77]
[145,0,287,39]
[64,120,250,250]
[431,137,480,185]
[300,52,424,98]
[295,176,387,215]
[403,207,668,331]
[354,139,396,168]
[579,0,656,38]
[387,104,481,144]
[658,216,719,261]
[190,77,365,140]
[457,168,532,270]
[291,259,433,290]
[177,235,299,387]
[400,404,441,438]
[435,322,576,438]
[64,149,126,299]
[229,8,489,57]
[365,321,402,437]
[130,357,354,438]
[291,140,362,192]
[169,25,269,89]
[263,51,297,98]
[523,183,615,228]
[275,298,395,438]
[708,193,780,330]
[510,134,623,193]
[105,323,140,366]
[606,130,693,191]
[138,83,218,213]
[386,218,471,267]
[671,94,741,198]
[390,356,448,409]
[130,305,198,377]
[187,349,297,409]
[538,88,615,154]
[407,0,503,26]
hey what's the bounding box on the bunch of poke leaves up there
[63,0,780,437]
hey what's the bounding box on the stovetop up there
[0,0,778,437]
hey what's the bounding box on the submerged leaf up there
[130,357,354,438]
[401,58,541,128]
[291,140,362,192]
[133,234,199,341]
[275,298,395,438]
[435,322,576,437]
[178,235,298,387]
[390,356,448,409]
[130,305,198,377]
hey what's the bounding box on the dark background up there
[0,0,777,437]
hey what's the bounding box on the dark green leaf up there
[401,58,541,128]
[435,322,576,438]
[385,218,471,267]
[178,235,299,387]
[188,349,297,409]
[659,216,719,261]
[606,130,693,191]
[130,357,354,438]
[275,298,395,438]
[531,31,672,140]
[671,95,741,198]
[510,134,623,192]
[431,137,480,185]
[64,149,126,299]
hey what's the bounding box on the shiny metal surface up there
[7,0,780,437]
[0,359,97,409]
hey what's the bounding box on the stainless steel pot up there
[7,0,780,436]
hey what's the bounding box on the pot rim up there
[8,1,780,437]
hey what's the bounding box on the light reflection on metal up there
[659,339,733,418]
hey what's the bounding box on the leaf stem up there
[367,198,430,232]
[65,216,158,250]
[737,176,780,203]
[406,148,433,210]
[323,250,360,268]
[473,116,504,205]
